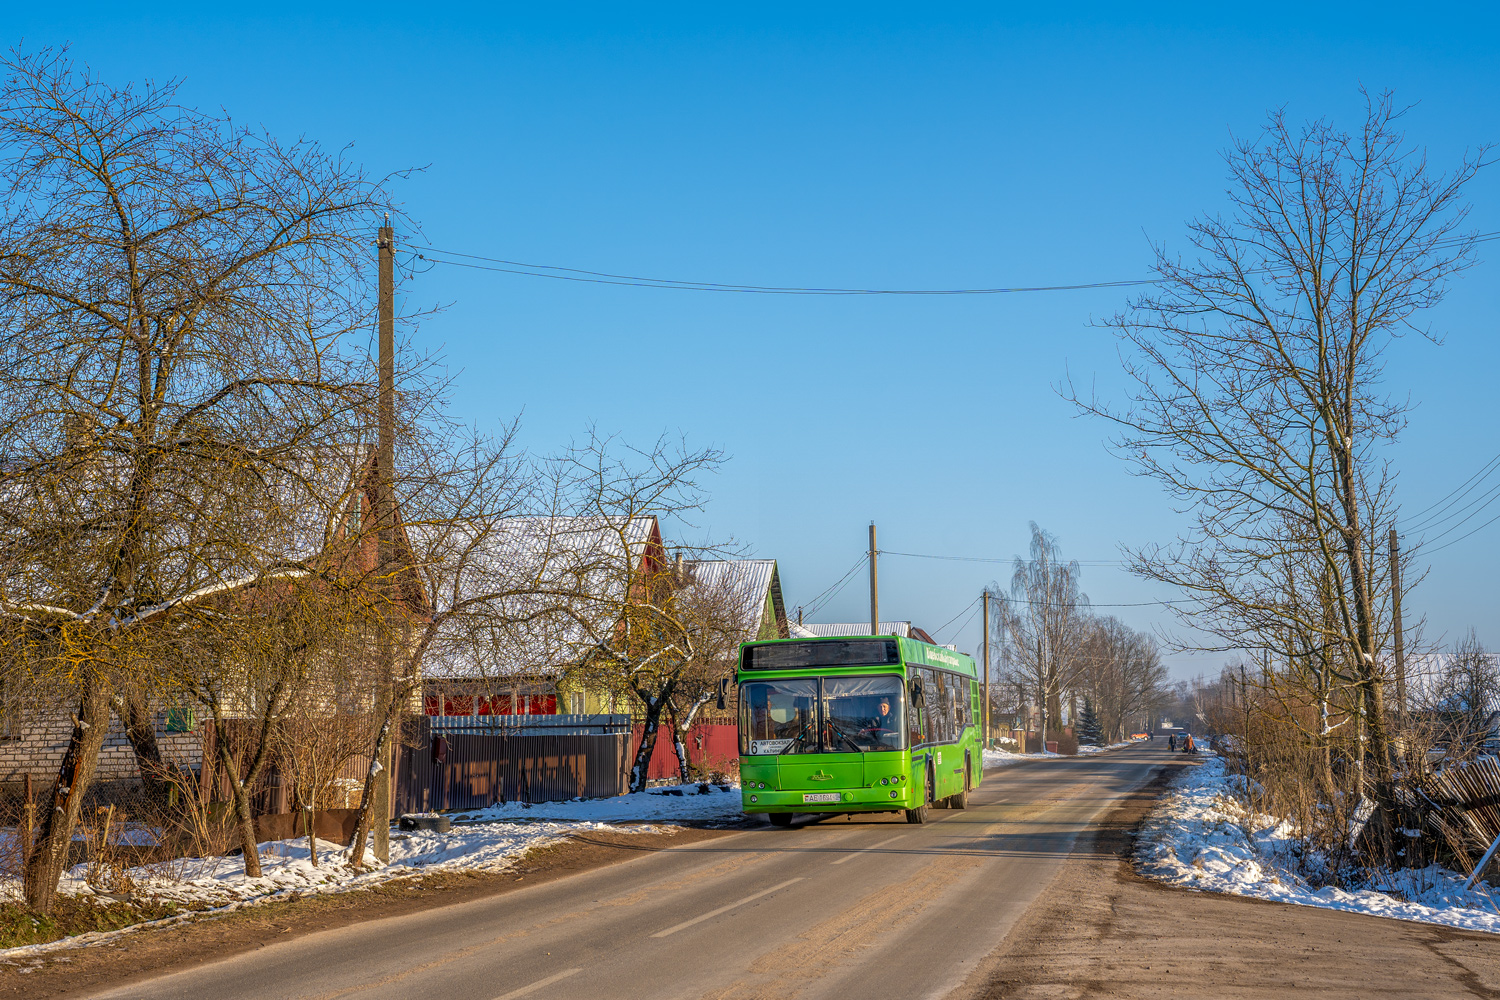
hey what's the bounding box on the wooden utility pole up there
[868,522,879,634]
[373,219,396,863]
[982,589,991,746]
[1389,528,1406,721]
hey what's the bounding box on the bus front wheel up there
[905,766,934,824]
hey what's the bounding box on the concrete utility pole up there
[374,219,396,863]
[868,522,879,635]
[982,589,991,745]
[1389,528,1406,720]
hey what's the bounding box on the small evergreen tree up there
[1077,698,1103,745]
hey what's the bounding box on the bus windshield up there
[740,675,905,754]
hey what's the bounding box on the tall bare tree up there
[542,432,727,793]
[1077,616,1167,742]
[1068,92,1486,827]
[0,49,389,910]
[995,523,1090,746]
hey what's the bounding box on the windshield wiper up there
[823,720,866,753]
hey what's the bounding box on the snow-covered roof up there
[682,559,781,645]
[0,443,377,624]
[421,515,663,680]
[802,621,914,638]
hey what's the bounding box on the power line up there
[993,594,1196,608]
[879,549,1127,567]
[1415,481,1500,550]
[406,230,1500,297]
[930,597,981,640]
[1399,453,1500,532]
[937,600,984,645]
[1422,507,1500,555]
[800,555,869,620]
[407,247,1152,296]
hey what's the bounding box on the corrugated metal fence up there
[395,715,631,813]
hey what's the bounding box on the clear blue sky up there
[13,4,1499,678]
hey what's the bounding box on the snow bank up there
[983,739,1138,769]
[1136,756,1500,934]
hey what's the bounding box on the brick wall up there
[0,704,203,785]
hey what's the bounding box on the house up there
[420,515,667,719]
[0,448,433,799]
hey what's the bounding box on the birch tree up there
[995,523,1090,746]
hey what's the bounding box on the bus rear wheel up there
[949,757,971,810]
[768,813,793,828]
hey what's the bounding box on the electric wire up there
[1422,507,1500,555]
[1415,483,1500,548]
[1398,452,1500,526]
[406,248,1153,295]
[936,600,984,645]
[879,549,1127,567]
[799,555,869,621]
[1399,456,1500,533]
[405,230,1500,297]
[930,597,981,641]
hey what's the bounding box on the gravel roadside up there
[962,759,1500,1000]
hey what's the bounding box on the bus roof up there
[739,634,977,678]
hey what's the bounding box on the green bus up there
[735,635,982,826]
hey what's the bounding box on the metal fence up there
[395,715,632,813]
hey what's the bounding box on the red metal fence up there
[632,722,738,780]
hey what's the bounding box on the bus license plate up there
[803,792,841,803]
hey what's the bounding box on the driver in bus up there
[865,697,898,734]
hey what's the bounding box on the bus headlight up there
[880,777,889,785]
[889,791,898,798]
[749,795,758,803]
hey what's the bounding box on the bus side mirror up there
[716,678,730,711]
[909,679,925,708]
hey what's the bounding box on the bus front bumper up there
[741,787,913,813]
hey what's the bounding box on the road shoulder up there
[961,760,1500,1000]
[0,825,737,999]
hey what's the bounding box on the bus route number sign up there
[750,739,794,755]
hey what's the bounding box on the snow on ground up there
[1136,755,1500,935]
[984,738,1140,769]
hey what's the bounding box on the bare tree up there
[995,523,1090,746]
[1421,630,1499,758]
[172,574,379,877]
[0,49,390,910]
[1067,92,1486,828]
[663,559,767,783]
[1078,616,1167,742]
[343,427,530,867]
[543,433,727,793]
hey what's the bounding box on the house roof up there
[683,558,786,645]
[421,514,664,680]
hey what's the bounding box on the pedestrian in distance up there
[1168,733,1177,752]
[1185,733,1197,754]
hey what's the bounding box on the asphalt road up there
[87,742,1174,1000]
